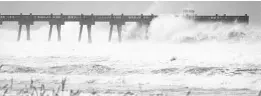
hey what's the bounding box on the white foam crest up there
[148,14,261,43]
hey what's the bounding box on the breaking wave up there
[148,14,261,43]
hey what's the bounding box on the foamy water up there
[1,14,261,91]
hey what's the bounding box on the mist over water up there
[1,10,261,91]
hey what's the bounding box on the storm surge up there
[1,14,261,91]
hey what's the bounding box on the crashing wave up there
[147,14,261,43]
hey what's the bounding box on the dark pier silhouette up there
[0,13,249,43]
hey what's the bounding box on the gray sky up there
[0,1,260,30]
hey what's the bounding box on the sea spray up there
[148,14,257,43]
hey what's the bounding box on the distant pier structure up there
[0,11,249,42]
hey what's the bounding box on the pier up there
[0,13,249,43]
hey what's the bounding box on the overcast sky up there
[0,1,260,30]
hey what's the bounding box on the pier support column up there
[141,14,153,40]
[57,24,61,42]
[48,13,65,42]
[26,25,31,41]
[48,25,53,41]
[109,13,125,43]
[108,24,124,43]
[87,25,92,43]
[108,25,113,42]
[17,25,22,41]
[78,13,95,43]
[145,25,149,40]
[117,25,122,43]
[78,25,83,42]
[17,13,34,42]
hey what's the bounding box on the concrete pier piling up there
[17,24,31,41]
[56,24,62,42]
[108,14,125,43]
[17,25,22,41]
[48,25,53,41]
[78,25,83,42]
[117,25,122,42]
[78,14,95,43]
[140,14,153,40]
[78,25,92,43]
[26,25,31,41]
[108,25,113,42]
[145,25,149,40]
[87,25,92,43]
[17,13,33,41]
[48,13,65,41]
[108,24,123,43]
